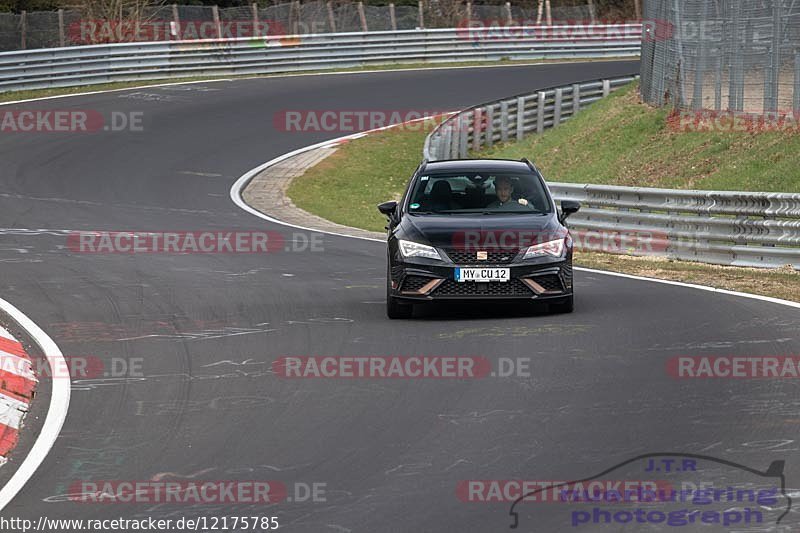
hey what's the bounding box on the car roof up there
[422,159,533,174]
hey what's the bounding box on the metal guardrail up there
[423,76,800,270]
[424,75,636,160]
[0,25,642,92]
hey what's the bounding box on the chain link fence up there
[641,0,800,114]
[0,1,600,52]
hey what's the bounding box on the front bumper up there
[389,257,573,302]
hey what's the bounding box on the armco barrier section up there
[0,25,641,92]
[424,77,800,270]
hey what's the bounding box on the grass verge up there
[286,99,800,303]
[479,81,800,192]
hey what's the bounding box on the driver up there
[487,175,530,209]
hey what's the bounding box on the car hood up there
[399,213,563,249]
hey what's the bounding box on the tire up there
[549,294,574,314]
[387,264,413,319]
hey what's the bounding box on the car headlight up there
[398,240,442,260]
[523,238,567,259]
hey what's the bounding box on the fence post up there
[418,1,424,29]
[212,5,222,39]
[587,0,596,24]
[293,1,300,34]
[602,79,611,98]
[536,91,545,133]
[764,0,782,113]
[20,10,26,50]
[505,2,513,24]
[545,0,552,25]
[472,109,483,152]
[389,4,397,31]
[634,0,642,21]
[714,56,722,111]
[485,105,494,148]
[357,2,368,32]
[536,0,544,24]
[252,3,260,37]
[794,52,800,114]
[327,2,337,32]
[58,9,65,47]
[466,2,472,23]
[572,83,581,115]
[516,96,525,140]
[500,101,509,143]
[172,4,181,40]
[553,88,563,126]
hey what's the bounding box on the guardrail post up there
[358,2,369,32]
[572,83,581,115]
[327,2,337,32]
[602,79,611,98]
[172,4,181,40]
[485,105,494,148]
[459,114,469,158]
[450,122,460,159]
[58,9,65,47]
[553,88,562,126]
[389,4,397,31]
[441,126,451,160]
[212,5,222,39]
[20,10,26,50]
[472,109,483,152]
[537,91,545,133]
[252,3,260,37]
[500,101,509,143]
[516,96,525,140]
[418,1,424,29]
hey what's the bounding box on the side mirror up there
[559,200,581,223]
[377,200,398,217]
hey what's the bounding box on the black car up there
[378,159,580,319]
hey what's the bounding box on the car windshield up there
[407,172,552,215]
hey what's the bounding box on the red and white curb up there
[0,326,37,465]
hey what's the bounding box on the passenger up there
[428,180,454,211]
[486,175,529,209]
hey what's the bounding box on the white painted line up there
[0,297,70,512]
[230,134,800,312]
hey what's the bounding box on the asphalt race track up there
[2,60,800,532]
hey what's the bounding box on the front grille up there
[433,279,533,297]
[444,248,520,265]
[401,275,432,292]
[530,274,563,292]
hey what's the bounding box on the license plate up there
[455,267,510,283]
